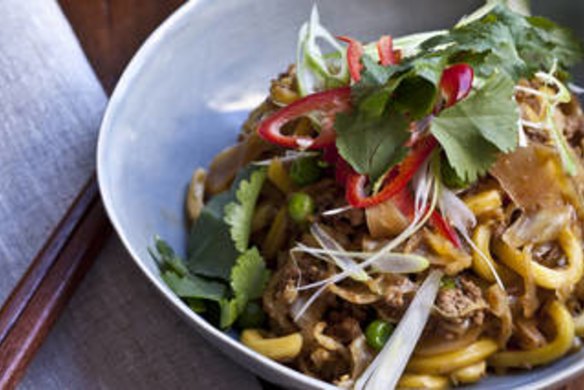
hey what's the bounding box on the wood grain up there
[58,0,184,93]
[0,178,111,389]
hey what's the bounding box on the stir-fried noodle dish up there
[152,2,584,388]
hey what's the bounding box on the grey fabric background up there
[0,0,260,388]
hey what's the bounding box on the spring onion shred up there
[293,244,429,275]
[321,205,353,216]
[569,83,584,95]
[438,183,506,290]
[252,151,319,166]
[363,31,448,62]
[370,253,430,274]
[310,223,370,281]
[292,168,439,320]
[296,5,349,97]
[355,270,444,390]
[515,61,576,175]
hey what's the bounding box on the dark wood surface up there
[0,0,579,389]
[59,0,184,93]
[0,178,111,389]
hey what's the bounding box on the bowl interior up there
[97,0,584,389]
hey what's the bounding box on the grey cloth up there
[0,0,260,388]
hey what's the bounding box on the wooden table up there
[19,1,581,389]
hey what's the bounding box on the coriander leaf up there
[230,247,270,310]
[151,236,188,276]
[353,55,445,119]
[161,271,226,301]
[218,248,269,328]
[335,109,410,181]
[430,71,519,182]
[352,55,402,117]
[421,5,583,80]
[187,193,239,280]
[187,166,258,280]
[224,168,267,252]
[151,237,227,302]
[528,16,584,69]
[187,299,207,313]
[219,299,239,329]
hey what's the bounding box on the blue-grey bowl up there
[97,0,584,388]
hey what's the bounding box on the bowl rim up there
[96,1,584,389]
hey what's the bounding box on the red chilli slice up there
[338,36,364,83]
[345,136,438,208]
[377,35,396,66]
[440,63,474,108]
[257,87,352,150]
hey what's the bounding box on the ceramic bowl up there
[97,0,584,388]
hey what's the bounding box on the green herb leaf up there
[335,109,410,181]
[151,238,227,302]
[187,192,239,280]
[151,236,188,276]
[430,71,519,182]
[187,166,259,280]
[220,247,270,328]
[422,5,583,80]
[224,168,267,252]
[161,271,226,301]
[231,247,270,310]
[219,299,239,329]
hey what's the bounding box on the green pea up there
[365,319,394,351]
[290,157,323,187]
[440,276,457,290]
[237,301,266,329]
[288,192,315,223]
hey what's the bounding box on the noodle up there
[489,301,575,368]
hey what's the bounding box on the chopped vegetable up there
[365,320,394,351]
[267,158,292,193]
[288,192,315,223]
[440,276,457,290]
[262,207,288,258]
[338,36,364,82]
[335,108,410,182]
[224,168,267,252]
[439,63,474,108]
[221,248,270,328]
[151,238,227,302]
[345,136,437,208]
[293,244,429,275]
[290,156,323,186]
[355,270,443,390]
[237,301,266,329]
[186,168,207,222]
[296,5,349,96]
[376,35,397,67]
[440,157,469,189]
[257,87,351,150]
[309,223,369,281]
[431,71,519,182]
